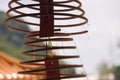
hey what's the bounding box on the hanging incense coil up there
[5,0,88,80]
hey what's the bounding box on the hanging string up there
[73,37,89,80]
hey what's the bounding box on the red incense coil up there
[5,0,88,80]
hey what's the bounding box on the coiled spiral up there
[5,0,88,80]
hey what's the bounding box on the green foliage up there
[97,61,120,80]
[0,38,30,60]
[0,11,7,24]
[113,66,120,80]
[0,11,30,60]
[0,11,29,47]
[60,68,75,74]
[60,60,75,74]
[97,61,113,80]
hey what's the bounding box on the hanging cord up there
[73,37,89,80]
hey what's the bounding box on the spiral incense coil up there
[5,0,88,80]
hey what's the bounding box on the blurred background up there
[0,0,120,80]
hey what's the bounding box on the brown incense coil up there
[5,0,88,33]
[5,0,88,80]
